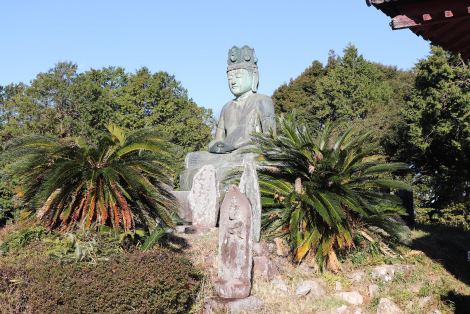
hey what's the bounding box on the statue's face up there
[227,69,252,97]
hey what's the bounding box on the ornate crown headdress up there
[227,45,258,71]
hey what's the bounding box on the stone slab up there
[239,162,262,242]
[188,165,220,229]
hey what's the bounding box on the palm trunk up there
[327,249,343,273]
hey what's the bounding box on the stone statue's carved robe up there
[180,93,275,191]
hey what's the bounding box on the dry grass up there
[173,226,470,314]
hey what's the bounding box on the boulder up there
[346,271,365,282]
[295,279,326,297]
[273,238,287,256]
[335,281,343,291]
[417,296,432,309]
[252,241,276,256]
[271,279,289,293]
[370,265,414,282]
[377,298,404,314]
[335,291,363,305]
[253,256,278,277]
[368,284,379,297]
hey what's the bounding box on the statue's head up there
[226,45,259,96]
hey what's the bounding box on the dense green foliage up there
[0,62,213,218]
[272,45,414,161]
[247,113,410,271]
[0,62,213,150]
[1,125,180,231]
[272,44,470,230]
[405,46,470,211]
[0,248,201,314]
[0,220,202,313]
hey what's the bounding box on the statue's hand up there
[209,141,235,154]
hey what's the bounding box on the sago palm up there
[1,124,180,232]
[249,113,410,271]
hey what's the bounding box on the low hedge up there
[0,249,202,314]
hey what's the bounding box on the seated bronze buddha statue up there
[180,45,276,190]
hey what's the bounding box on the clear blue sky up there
[0,0,430,114]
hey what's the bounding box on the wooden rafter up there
[369,0,470,59]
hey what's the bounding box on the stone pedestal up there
[180,150,258,191]
[239,162,262,242]
[204,296,262,313]
[215,186,253,299]
[187,165,220,232]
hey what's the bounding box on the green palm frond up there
[1,128,181,233]
[253,112,411,271]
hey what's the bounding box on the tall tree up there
[0,62,213,151]
[272,45,415,161]
[0,62,214,215]
[405,46,470,209]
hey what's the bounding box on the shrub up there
[0,249,202,314]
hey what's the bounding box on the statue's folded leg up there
[180,150,258,191]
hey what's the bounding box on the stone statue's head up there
[226,45,259,96]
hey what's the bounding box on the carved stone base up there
[204,296,263,313]
[215,278,251,299]
[180,150,258,191]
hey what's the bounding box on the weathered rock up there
[404,301,413,314]
[271,279,289,293]
[368,284,379,297]
[335,281,343,291]
[252,241,275,256]
[215,186,253,299]
[295,281,312,296]
[175,225,188,233]
[346,271,365,282]
[204,295,263,313]
[253,256,278,277]
[205,255,218,269]
[295,279,326,297]
[370,265,414,282]
[325,306,363,314]
[170,191,192,223]
[301,264,313,272]
[335,305,349,314]
[377,298,404,314]
[239,162,262,242]
[417,296,432,309]
[335,291,363,305]
[188,165,220,230]
[273,238,287,256]
[409,284,422,293]
[427,310,442,314]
